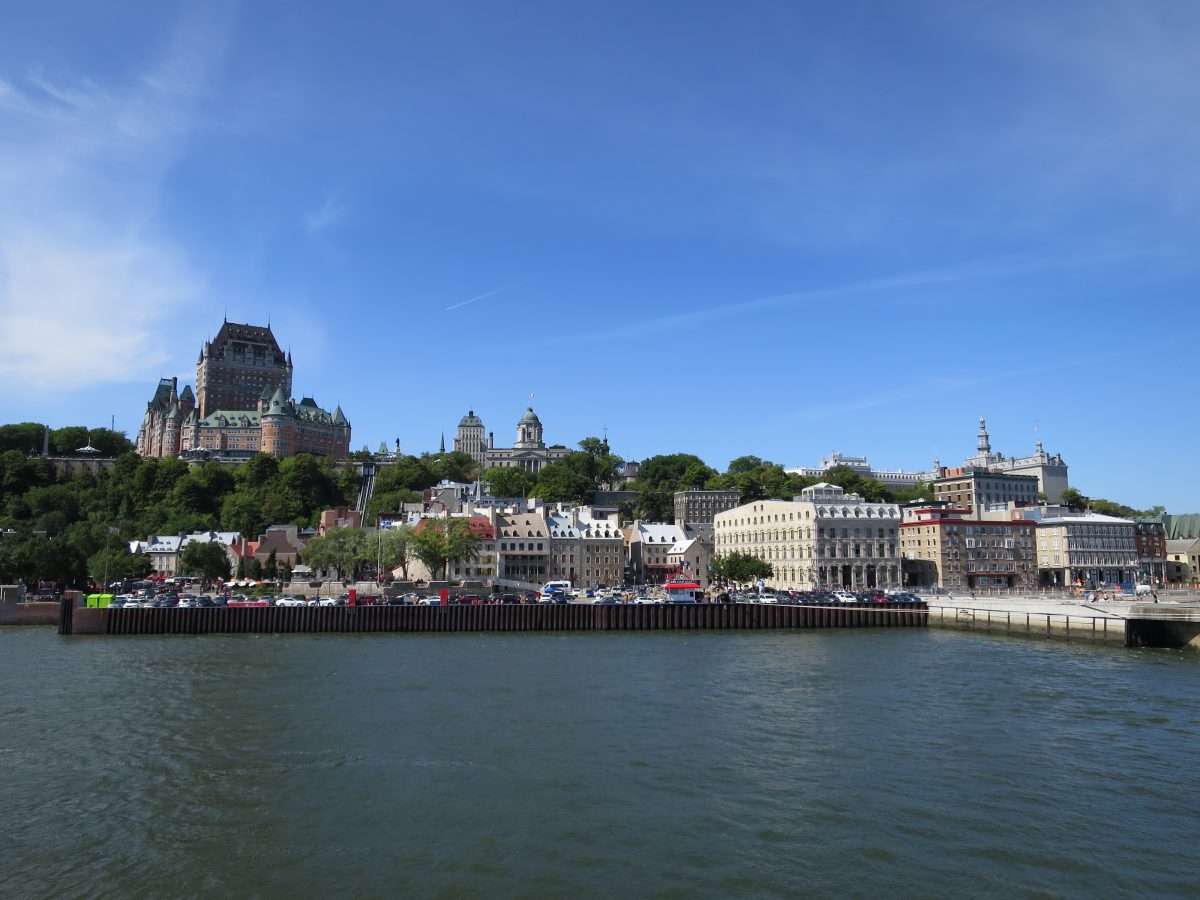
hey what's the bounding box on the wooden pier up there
[59,600,928,636]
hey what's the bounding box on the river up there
[2,627,1197,898]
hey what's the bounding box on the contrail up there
[445,281,525,311]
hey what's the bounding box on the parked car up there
[276,596,307,607]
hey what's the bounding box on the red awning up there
[664,582,702,590]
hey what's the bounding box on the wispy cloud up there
[445,280,527,311]
[587,255,1043,340]
[0,6,232,392]
[305,191,346,231]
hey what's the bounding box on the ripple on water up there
[2,629,1200,899]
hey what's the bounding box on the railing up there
[354,467,377,515]
[1123,605,1200,621]
[925,605,1126,644]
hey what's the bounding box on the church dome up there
[519,407,541,425]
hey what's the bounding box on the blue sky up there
[1,1,1197,510]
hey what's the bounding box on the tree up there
[180,541,232,583]
[380,524,417,580]
[0,423,46,454]
[411,519,482,581]
[577,437,625,490]
[482,466,536,499]
[531,454,596,505]
[221,492,264,538]
[632,453,711,521]
[433,450,479,484]
[1060,488,1088,511]
[88,547,152,586]
[714,551,774,586]
[302,528,367,580]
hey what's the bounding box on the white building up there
[714,483,902,591]
[785,451,928,490]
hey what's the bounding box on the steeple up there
[977,416,991,455]
[439,432,446,454]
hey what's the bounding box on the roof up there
[200,410,261,428]
[637,522,684,544]
[1162,514,1200,540]
[519,407,541,425]
[547,515,621,540]
[458,410,484,427]
[207,321,285,362]
[182,531,239,547]
[144,535,183,554]
[667,538,696,555]
[1039,513,1135,526]
[496,512,549,538]
[148,378,175,410]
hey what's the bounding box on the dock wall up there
[59,600,928,636]
[926,605,1127,646]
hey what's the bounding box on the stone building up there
[137,322,350,462]
[932,469,1040,512]
[673,489,741,526]
[493,509,550,586]
[951,417,1069,502]
[713,483,902,591]
[1135,519,1167,585]
[785,451,929,491]
[546,506,625,588]
[1035,513,1138,588]
[624,521,690,585]
[196,321,292,420]
[481,408,571,474]
[900,504,1038,590]
[453,410,488,465]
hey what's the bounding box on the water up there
[2,627,1198,899]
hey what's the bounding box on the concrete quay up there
[919,593,1200,648]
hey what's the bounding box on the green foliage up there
[631,453,712,520]
[1059,488,1088,510]
[87,546,153,585]
[0,423,46,454]
[482,466,537,499]
[180,541,233,582]
[712,551,774,586]
[530,453,601,505]
[411,519,482,581]
[302,528,369,580]
[365,489,422,523]
[379,524,417,580]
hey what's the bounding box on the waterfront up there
[2,628,1198,898]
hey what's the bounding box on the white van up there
[540,580,572,600]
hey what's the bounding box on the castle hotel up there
[136,321,350,461]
